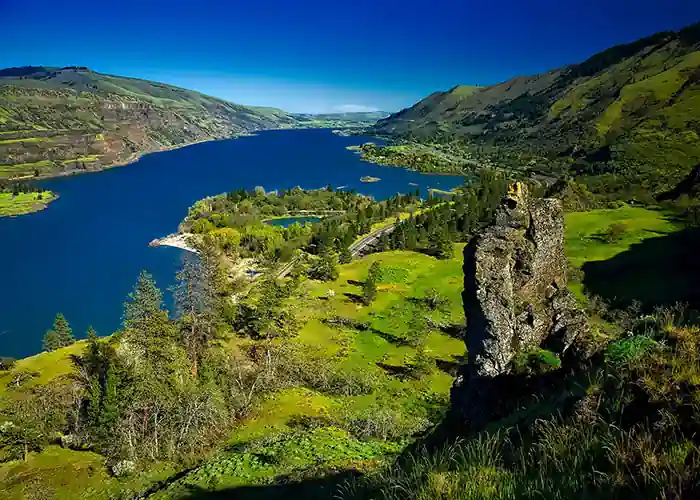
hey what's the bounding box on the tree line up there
[0,180,48,196]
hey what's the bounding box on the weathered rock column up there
[452,183,589,427]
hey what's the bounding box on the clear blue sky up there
[2,0,700,113]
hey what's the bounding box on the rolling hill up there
[374,22,700,194]
[0,66,301,179]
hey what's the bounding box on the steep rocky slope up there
[374,23,700,192]
[0,66,300,179]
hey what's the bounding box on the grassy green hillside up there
[0,248,466,499]
[3,200,697,499]
[374,23,700,195]
[0,66,301,179]
[340,207,700,500]
[0,190,57,216]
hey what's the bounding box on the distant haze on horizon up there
[2,0,700,113]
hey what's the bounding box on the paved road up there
[276,223,397,279]
[348,224,396,257]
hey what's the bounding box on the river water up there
[0,128,464,357]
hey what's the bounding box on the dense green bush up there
[512,348,561,376]
[605,335,657,366]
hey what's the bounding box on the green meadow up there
[0,191,57,217]
[0,246,466,499]
[564,204,697,311]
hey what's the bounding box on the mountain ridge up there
[0,66,302,179]
[373,22,700,196]
[0,67,386,180]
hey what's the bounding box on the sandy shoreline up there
[149,233,199,253]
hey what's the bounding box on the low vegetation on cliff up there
[341,191,700,500]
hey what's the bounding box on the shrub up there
[343,407,431,441]
[513,348,561,375]
[596,222,628,243]
[422,288,449,311]
[374,264,410,284]
[192,218,215,234]
[404,347,434,379]
[206,227,241,253]
[0,357,16,371]
[307,252,339,281]
[606,335,657,366]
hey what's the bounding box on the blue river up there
[0,128,464,357]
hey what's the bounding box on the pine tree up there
[99,365,119,434]
[362,262,380,306]
[339,244,353,264]
[122,270,164,328]
[42,330,59,352]
[86,375,102,429]
[377,232,391,252]
[43,313,74,351]
[86,325,98,342]
[172,244,223,374]
[429,226,454,260]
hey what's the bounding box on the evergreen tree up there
[172,244,223,375]
[339,246,353,264]
[377,231,391,252]
[98,365,120,436]
[362,262,380,306]
[406,221,419,250]
[86,373,102,429]
[234,275,299,339]
[74,330,126,447]
[42,330,59,352]
[42,313,74,351]
[122,270,164,328]
[428,226,454,259]
[86,325,98,343]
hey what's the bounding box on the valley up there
[3,13,700,500]
[0,128,464,358]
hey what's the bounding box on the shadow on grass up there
[439,323,465,340]
[376,361,416,379]
[175,471,359,500]
[368,328,414,347]
[582,226,700,311]
[320,315,415,348]
[436,358,460,376]
[343,292,365,304]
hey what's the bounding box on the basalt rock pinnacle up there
[453,183,589,427]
